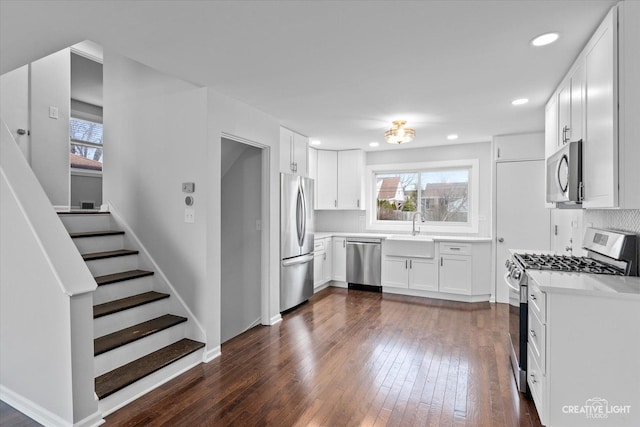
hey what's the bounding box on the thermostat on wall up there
[182,182,195,193]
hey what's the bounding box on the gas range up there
[513,253,625,275]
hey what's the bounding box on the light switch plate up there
[182,182,195,193]
[184,208,195,223]
[49,106,58,119]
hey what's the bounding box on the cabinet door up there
[322,249,332,283]
[332,237,346,281]
[545,95,559,158]
[292,132,308,177]
[313,251,324,288]
[439,255,472,295]
[409,258,437,291]
[317,150,338,209]
[570,62,585,142]
[279,128,294,174]
[309,148,318,206]
[557,81,571,146]
[337,150,364,209]
[382,257,409,289]
[583,9,618,208]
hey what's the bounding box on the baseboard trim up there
[0,385,105,427]
[203,346,221,363]
[269,314,282,325]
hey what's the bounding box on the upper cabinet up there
[544,3,640,209]
[315,149,365,210]
[280,127,308,177]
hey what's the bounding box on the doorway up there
[221,137,264,343]
[495,160,550,303]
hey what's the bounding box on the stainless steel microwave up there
[546,140,583,203]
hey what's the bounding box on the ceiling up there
[0,0,617,151]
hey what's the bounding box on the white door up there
[0,65,30,160]
[496,160,550,303]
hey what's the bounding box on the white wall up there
[70,173,102,208]
[317,142,493,236]
[103,50,210,347]
[221,139,262,343]
[30,48,71,207]
[104,51,282,359]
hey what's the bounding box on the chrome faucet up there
[412,211,425,236]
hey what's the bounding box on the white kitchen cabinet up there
[331,237,346,282]
[526,278,640,427]
[313,237,332,290]
[309,147,318,206]
[316,150,338,209]
[315,149,365,210]
[494,133,545,162]
[545,3,640,209]
[439,254,472,295]
[323,239,332,283]
[382,257,437,291]
[544,95,559,159]
[280,127,308,177]
[337,150,365,210]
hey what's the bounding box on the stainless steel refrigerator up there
[280,173,314,312]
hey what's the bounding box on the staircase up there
[58,211,205,415]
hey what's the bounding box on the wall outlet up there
[184,208,195,223]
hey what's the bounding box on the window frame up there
[69,113,103,174]
[365,159,479,233]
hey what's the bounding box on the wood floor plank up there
[102,288,542,427]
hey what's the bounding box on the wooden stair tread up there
[93,291,169,319]
[95,338,204,399]
[82,249,138,261]
[57,211,110,215]
[94,314,187,356]
[70,230,124,238]
[95,269,154,286]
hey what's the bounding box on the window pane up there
[376,172,418,221]
[70,143,103,170]
[420,169,469,222]
[70,117,103,145]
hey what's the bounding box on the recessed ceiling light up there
[531,32,559,47]
[369,142,379,147]
[512,98,529,106]
[310,140,321,146]
[447,134,459,140]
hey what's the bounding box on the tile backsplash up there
[583,209,640,234]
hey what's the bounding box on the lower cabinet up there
[439,254,472,295]
[313,237,332,290]
[382,257,437,291]
[332,237,346,282]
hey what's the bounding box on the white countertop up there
[527,270,640,300]
[314,231,492,243]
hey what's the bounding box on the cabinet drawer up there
[439,242,471,255]
[527,346,547,425]
[528,310,546,374]
[528,282,546,322]
[314,238,326,252]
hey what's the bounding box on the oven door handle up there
[504,272,520,293]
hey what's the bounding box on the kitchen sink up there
[384,235,435,258]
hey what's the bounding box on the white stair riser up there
[85,255,139,276]
[59,214,115,233]
[73,234,124,253]
[93,276,155,305]
[98,349,202,416]
[94,298,170,338]
[94,322,187,376]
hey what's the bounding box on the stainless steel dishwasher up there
[346,237,382,291]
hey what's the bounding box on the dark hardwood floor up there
[1,288,542,426]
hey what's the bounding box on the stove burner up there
[513,253,625,275]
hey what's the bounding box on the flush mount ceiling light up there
[531,32,559,47]
[384,120,415,144]
[512,98,529,106]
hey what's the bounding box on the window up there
[367,160,479,233]
[70,117,103,171]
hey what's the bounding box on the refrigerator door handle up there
[296,181,307,248]
[282,254,314,267]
